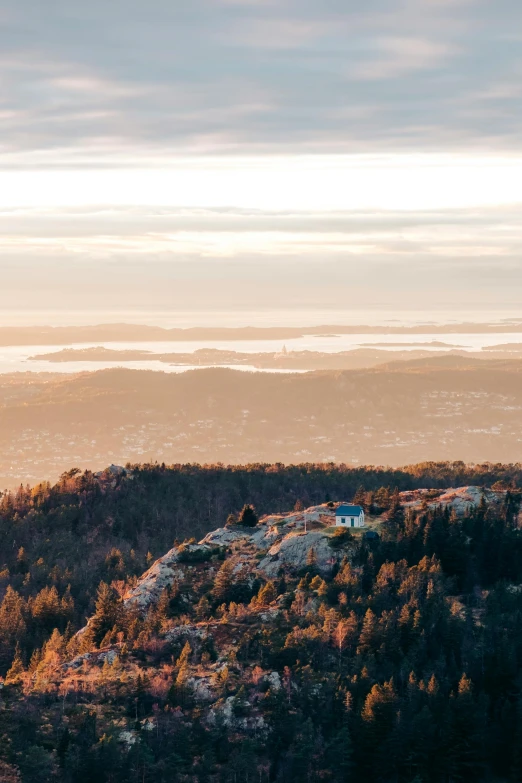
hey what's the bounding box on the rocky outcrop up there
[64,647,119,671]
[258,530,342,577]
[209,696,268,733]
[201,527,255,547]
[400,486,506,516]
[124,547,184,607]
[123,504,340,608]
[93,464,134,488]
[122,491,505,611]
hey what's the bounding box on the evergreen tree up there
[238,504,259,527]
[196,595,211,620]
[0,586,27,674]
[255,580,277,606]
[88,582,122,647]
[4,643,25,685]
[212,559,235,602]
[353,485,366,506]
[382,490,404,539]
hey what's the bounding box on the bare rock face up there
[258,505,336,532]
[266,671,282,691]
[258,530,341,577]
[64,647,119,671]
[187,675,214,702]
[119,491,508,613]
[209,696,268,733]
[121,503,341,609]
[124,548,183,607]
[75,489,511,648]
[434,486,505,515]
[400,486,506,517]
[93,464,134,488]
[201,527,254,547]
[121,491,511,614]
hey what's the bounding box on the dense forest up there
[2,461,522,781]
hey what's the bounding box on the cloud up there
[0,0,520,159]
[350,37,457,80]
[1,202,522,264]
[1,0,522,319]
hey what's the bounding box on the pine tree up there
[176,640,191,675]
[353,485,366,506]
[88,582,122,647]
[16,546,28,575]
[255,580,277,606]
[212,559,235,602]
[5,644,25,686]
[333,619,350,670]
[238,504,259,527]
[382,491,404,539]
[0,586,27,673]
[196,595,211,620]
[357,608,378,655]
[306,547,318,568]
[448,673,485,781]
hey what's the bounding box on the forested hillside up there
[1,463,522,780]
[1,460,521,630]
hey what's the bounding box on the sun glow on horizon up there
[2,154,522,213]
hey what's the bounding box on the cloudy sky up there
[2,0,522,321]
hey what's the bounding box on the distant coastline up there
[4,320,522,348]
[27,344,522,371]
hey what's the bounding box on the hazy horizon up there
[3,308,522,330]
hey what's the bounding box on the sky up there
[2,0,522,321]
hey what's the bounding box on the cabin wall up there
[336,514,365,528]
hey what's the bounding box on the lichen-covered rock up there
[124,548,184,607]
[63,647,119,671]
[266,671,281,691]
[209,696,268,733]
[258,530,341,577]
[187,676,214,702]
[259,505,335,532]
[201,527,254,546]
[165,625,209,643]
[401,486,506,517]
[118,730,137,746]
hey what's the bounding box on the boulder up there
[258,530,340,577]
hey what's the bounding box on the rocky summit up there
[123,487,507,611]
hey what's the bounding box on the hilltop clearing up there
[120,486,509,608]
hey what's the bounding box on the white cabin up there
[335,504,365,528]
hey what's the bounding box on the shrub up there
[177,545,213,564]
[329,528,353,549]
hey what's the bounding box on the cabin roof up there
[336,504,364,516]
